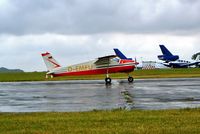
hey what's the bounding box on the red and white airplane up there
[41,49,138,84]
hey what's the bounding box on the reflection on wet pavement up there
[0,78,200,112]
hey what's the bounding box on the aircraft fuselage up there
[48,59,135,77]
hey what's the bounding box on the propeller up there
[134,57,139,69]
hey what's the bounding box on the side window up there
[113,58,119,62]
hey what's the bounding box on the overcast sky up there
[0,0,200,71]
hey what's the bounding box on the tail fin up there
[159,45,173,56]
[41,52,61,71]
[113,48,132,60]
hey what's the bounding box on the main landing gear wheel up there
[128,76,134,83]
[105,77,112,84]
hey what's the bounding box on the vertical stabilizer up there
[159,45,173,56]
[114,48,127,59]
[41,52,61,71]
[113,48,132,60]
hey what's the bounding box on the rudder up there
[159,45,173,56]
[41,52,61,71]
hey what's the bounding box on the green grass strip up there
[0,68,200,82]
[0,108,200,134]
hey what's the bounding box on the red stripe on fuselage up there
[52,65,135,77]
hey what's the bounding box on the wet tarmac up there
[0,78,200,112]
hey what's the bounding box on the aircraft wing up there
[187,61,200,67]
[94,55,117,66]
[166,62,198,68]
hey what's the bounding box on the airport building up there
[142,61,156,70]
[141,61,168,70]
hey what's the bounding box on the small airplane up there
[41,49,138,84]
[158,45,200,68]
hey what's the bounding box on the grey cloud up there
[0,0,200,35]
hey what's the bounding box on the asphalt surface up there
[0,78,200,112]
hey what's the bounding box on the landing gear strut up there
[105,68,112,84]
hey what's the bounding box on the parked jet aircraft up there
[158,45,200,68]
[41,49,138,84]
[158,45,179,62]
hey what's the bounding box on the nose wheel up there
[105,77,112,84]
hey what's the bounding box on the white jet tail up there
[41,52,61,71]
[196,55,200,61]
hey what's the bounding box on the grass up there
[132,68,200,79]
[0,108,200,134]
[0,68,200,82]
[0,72,46,82]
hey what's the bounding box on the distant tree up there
[192,52,200,60]
[0,67,24,73]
